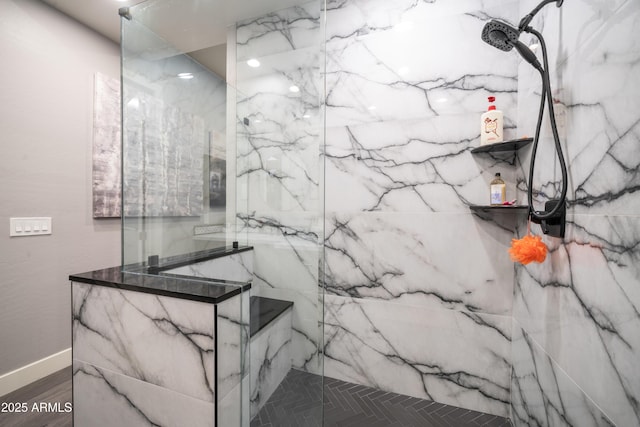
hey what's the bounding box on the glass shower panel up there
[121,5,249,426]
[121,0,325,425]
[121,4,241,268]
[234,1,325,425]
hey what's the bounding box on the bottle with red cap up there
[480,96,503,145]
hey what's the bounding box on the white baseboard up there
[0,348,71,397]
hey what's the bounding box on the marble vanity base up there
[70,271,249,427]
[73,361,215,427]
[70,256,298,427]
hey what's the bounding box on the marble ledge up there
[69,266,251,305]
[146,245,254,273]
[250,296,293,338]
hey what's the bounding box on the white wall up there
[0,0,120,378]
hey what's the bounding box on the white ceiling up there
[41,0,311,78]
[42,0,138,44]
[41,0,312,48]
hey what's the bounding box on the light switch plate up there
[10,217,52,237]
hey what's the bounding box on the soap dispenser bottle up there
[480,96,503,145]
[490,172,506,205]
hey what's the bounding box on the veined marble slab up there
[324,0,519,128]
[514,215,640,426]
[516,0,640,217]
[235,1,324,380]
[325,115,519,214]
[235,213,323,373]
[511,323,615,427]
[324,211,515,316]
[164,250,254,283]
[236,1,321,61]
[219,375,250,427]
[253,287,321,374]
[73,361,214,427]
[512,0,640,424]
[72,282,216,402]
[250,309,292,418]
[324,295,511,417]
[217,292,250,402]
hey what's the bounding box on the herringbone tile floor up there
[251,369,512,427]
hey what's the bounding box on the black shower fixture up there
[481,0,567,238]
[518,0,564,32]
[481,21,542,72]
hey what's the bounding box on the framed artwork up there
[92,72,121,218]
[92,73,205,218]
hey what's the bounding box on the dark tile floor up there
[2,367,511,426]
[252,369,513,427]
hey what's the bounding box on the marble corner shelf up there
[471,137,533,154]
[469,205,530,213]
[470,138,533,216]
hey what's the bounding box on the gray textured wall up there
[0,0,120,375]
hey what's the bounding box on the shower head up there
[481,20,520,52]
[481,20,543,71]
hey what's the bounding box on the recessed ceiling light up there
[303,114,311,119]
[247,59,261,68]
[127,98,140,109]
[178,72,194,79]
[367,105,377,110]
[398,66,410,76]
[395,21,414,33]
[289,85,300,93]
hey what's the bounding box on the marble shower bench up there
[248,296,293,419]
[69,246,294,427]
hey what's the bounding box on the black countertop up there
[70,246,253,304]
[70,266,251,304]
[250,296,293,337]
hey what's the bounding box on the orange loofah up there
[509,233,547,264]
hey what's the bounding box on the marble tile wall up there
[233,0,640,424]
[218,376,250,427]
[72,281,250,426]
[73,360,215,427]
[250,309,293,417]
[72,282,217,426]
[511,322,615,427]
[235,1,324,375]
[322,0,520,417]
[164,250,254,283]
[512,1,640,426]
[72,283,216,403]
[217,291,250,425]
[324,295,511,416]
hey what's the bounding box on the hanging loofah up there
[509,219,547,264]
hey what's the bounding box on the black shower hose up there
[524,26,568,222]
